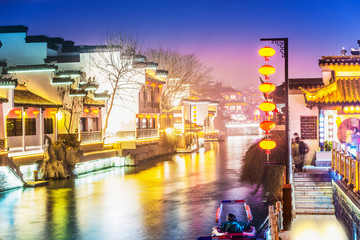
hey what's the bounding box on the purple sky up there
[1,0,360,88]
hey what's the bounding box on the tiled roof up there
[319,56,360,67]
[0,25,28,33]
[45,55,80,63]
[51,78,74,85]
[6,64,57,73]
[94,92,109,100]
[56,70,82,77]
[303,78,360,107]
[146,73,165,83]
[69,89,87,97]
[0,78,17,88]
[156,70,168,76]
[84,96,105,107]
[14,89,62,108]
[289,78,324,90]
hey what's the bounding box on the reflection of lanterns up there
[259,82,276,94]
[259,64,275,76]
[92,109,99,115]
[259,46,275,61]
[14,109,21,115]
[154,115,158,118]
[84,108,89,113]
[50,110,57,115]
[168,115,172,119]
[259,139,276,153]
[336,116,341,127]
[259,101,276,112]
[32,109,39,116]
[343,106,349,113]
[138,114,144,118]
[260,121,276,134]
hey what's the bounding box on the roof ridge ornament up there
[341,47,347,56]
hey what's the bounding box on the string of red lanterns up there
[258,46,277,157]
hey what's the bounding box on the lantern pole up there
[260,38,291,230]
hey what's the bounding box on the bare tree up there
[90,33,143,138]
[145,48,212,110]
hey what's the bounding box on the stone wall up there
[121,142,174,165]
[331,171,360,239]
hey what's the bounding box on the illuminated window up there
[7,118,22,136]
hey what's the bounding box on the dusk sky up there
[1,0,360,88]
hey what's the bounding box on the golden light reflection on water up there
[0,137,267,240]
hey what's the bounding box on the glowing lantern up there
[92,109,99,115]
[259,101,276,112]
[350,106,355,113]
[32,109,39,116]
[169,115,172,119]
[158,84,163,88]
[259,139,277,153]
[336,117,341,127]
[259,82,276,94]
[145,81,149,85]
[260,121,276,134]
[14,109,21,115]
[151,83,157,88]
[259,46,275,61]
[259,64,275,76]
[343,106,349,113]
[146,114,151,119]
[356,106,360,113]
[138,114,144,118]
[84,108,89,113]
[50,110,57,115]
[154,115,158,118]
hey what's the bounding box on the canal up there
[0,136,268,240]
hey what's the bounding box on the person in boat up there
[212,213,247,236]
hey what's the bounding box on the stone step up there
[295,186,332,191]
[294,173,330,178]
[294,182,332,187]
[294,177,331,182]
[295,189,332,195]
[315,160,332,167]
[295,195,333,201]
[296,204,334,209]
[296,208,335,215]
[295,199,333,205]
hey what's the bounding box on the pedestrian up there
[292,132,299,144]
[292,137,301,173]
[298,138,309,172]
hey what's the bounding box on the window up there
[44,118,53,134]
[80,118,87,132]
[7,118,22,136]
[25,118,36,135]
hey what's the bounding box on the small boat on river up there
[197,200,257,240]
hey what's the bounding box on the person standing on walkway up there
[298,138,309,172]
[292,137,301,173]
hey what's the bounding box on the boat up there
[197,200,257,240]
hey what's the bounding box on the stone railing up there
[80,131,102,143]
[332,142,360,191]
[136,129,158,139]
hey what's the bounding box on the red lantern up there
[50,110,57,115]
[32,109,39,116]
[259,46,275,61]
[92,109,99,115]
[14,109,21,115]
[151,83,157,88]
[259,101,276,112]
[259,121,276,134]
[84,108,89,113]
[259,139,276,154]
[259,64,275,77]
[259,82,276,94]
[158,84,163,88]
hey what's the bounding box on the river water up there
[0,136,268,240]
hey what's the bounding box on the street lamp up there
[260,37,291,230]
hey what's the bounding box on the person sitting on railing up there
[212,213,244,236]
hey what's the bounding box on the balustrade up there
[332,142,360,193]
[80,131,102,143]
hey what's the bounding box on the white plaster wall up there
[0,33,47,65]
[289,94,319,165]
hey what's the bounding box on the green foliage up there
[324,141,332,151]
[240,131,286,201]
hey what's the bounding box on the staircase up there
[294,166,335,215]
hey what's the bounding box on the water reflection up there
[0,136,267,240]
